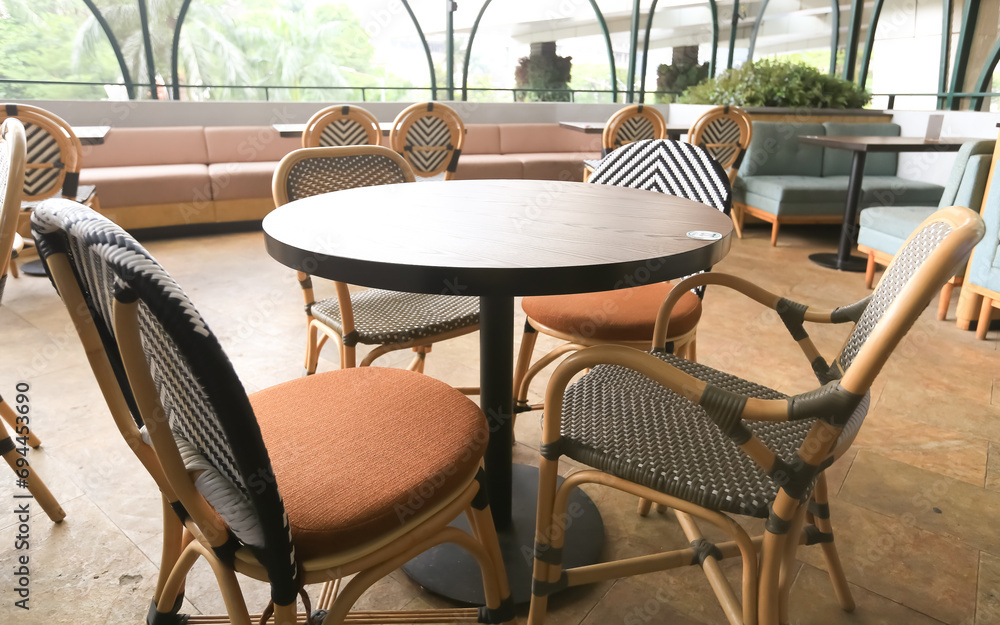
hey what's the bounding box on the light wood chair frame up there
[859,244,960,321]
[0,119,64,522]
[601,104,667,152]
[389,102,466,180]
[527,205,985,625]
[4,103,82,203]
[302,104,381,148]
[39,208,513,625]
[272,145,480,379]
[689,106,754,237]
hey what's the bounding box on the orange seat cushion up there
[250,368,487,559]
[521,282,702,343]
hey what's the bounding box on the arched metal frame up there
[727,0,740,70]
[401,0,437,101]
[842,0,864,81]
[747,0,771,61]
[829,0,839,75]
[80,0,135,100]
[970,36,1000,110]
[939,0,954,109]
[461,0,618,103]
[626,0,642,102]
[136,0,158,99]
[858,0,885,90]
[947,0,981,109]
[171,0,194,101]
[638,0,661,103]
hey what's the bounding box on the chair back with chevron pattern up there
[2,104,83,203]
[688,105,752,183]
[602,104,667,154]
[0,119,26,301]
[389,102,465,180]
[302,104,381,148]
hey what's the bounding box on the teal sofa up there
[733,121,945,245]
[857,139,994,320]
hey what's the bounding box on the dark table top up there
[263,179,733,297]
[798,135,978,153]
[559,121,690,135]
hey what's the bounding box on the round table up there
[263,179,734,604]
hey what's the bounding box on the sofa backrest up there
[204,126,300,163]
[82,126,208,168]
[821,122,900,177]
[967,151,1000,290]
[463,124,501,155]
[498,123,600,154]
[938,140,995,208]
[737,122,826,177]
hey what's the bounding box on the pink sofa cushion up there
[80,164,211,208]
[453,154,523,180]
[82,127,208,168]
[204,126,300,163]
[462,125,501,155]
[517,152,600,181]
[209,161,279,202]
[499,124,601,155]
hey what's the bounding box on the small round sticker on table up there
[686,230,722,241]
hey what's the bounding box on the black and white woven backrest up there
[699,116,742,168]
[319,118,372,147]
[404,115,455,175]
[22,122,64,199]
[613,115,656,145]
[834,219,954,375]
[590,140,732,298]
[31,200,300,606]
[285,151,409,202]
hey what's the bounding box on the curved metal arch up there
[727,0,740,70]
[171,0,194,101]
[747,0,771,62]
[400,0,437,100]
[969,35,1000,110]
[626,0,641,102]
[939,0,954,109]
[858,0,885,90]
[638,0,661,103]
[80,0,135,99]
[137,0,158,99]
[947,0,981,109]
[463,0,618,102]
[708,0,719,77]
[829,0,839,75]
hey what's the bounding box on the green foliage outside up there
[679,58,870,109]
[655,61,709,103]
[514,48,572,102]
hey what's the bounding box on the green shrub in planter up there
[656,61,710,103]
[679,59,870,109]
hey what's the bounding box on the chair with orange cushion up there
[514,140,732,481]
[32,198,513,625]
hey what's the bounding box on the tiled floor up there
[0,221,997,624]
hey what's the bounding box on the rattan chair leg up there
[0,396,41,448]
[977,297,994,339]
[316,577,342,610]
[191,541,253,625]
[636,498,653,516]
[812,474,855,612]
[304,321,321,375]
[465,504,514,616]
[527,457,562,625]
[778,506,808,625]
[155,542,205,619]
[273,602,298,625]
[343,345,357,368]
[674,510,747,625]
[2,442,64,522]
[513,325,539,411]
[153,495,186,604]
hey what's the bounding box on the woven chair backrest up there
[389,102,465,178]
[31,200,300,605]
[302,104,381,148]
[3,103,82,202]
[688,105,753,172]
[589,139,732,214]
[274,145,415,206]
[603,104,667,151]
[0,119,26,303]
[834,207,985,385]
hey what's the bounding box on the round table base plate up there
[20,259,47,277]
[808,252,868,272]
[401,464,604,605]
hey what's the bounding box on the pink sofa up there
[79,123,601,230]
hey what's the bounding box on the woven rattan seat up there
[311,290,479,346]
[561,352,868,517]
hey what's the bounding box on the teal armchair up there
[965,147,1000,338]
[857,139,995,319]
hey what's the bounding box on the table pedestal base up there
[20,259,47,277]
[809,252,868,272]
[401,464,604,605]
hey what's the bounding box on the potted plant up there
[514,42,572,102]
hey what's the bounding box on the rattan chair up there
[302,104,381,148]
[688,106,753,235]
[583,104,668,181]
[388,102,465,180]
[515,140,731,440]
[273,145,480,377]
[527,205,985,625]
[32,198,514,625]
[0,119,65,523]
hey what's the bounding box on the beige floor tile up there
[978,552,1000,625]
[840,450,1000,555]
[795,498,977,625]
